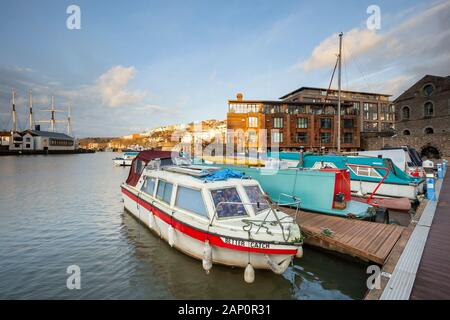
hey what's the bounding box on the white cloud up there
[293,0,450,96]
[297,29,384,72]
[95,65,146,107]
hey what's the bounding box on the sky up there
[0,0,449,137]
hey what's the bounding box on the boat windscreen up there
[244,185,270,214]
[211,188,247,218]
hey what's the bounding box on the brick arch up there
[420,143,441,160]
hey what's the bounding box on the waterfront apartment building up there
[227,93,360,152]
[394,75,450,136]
[279,87,394,134]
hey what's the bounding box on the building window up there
[343,119,354,128]
[320,132,331,143]
[296,132,307,143]
[265,105,281,114]
[25,137,31,142]
[380,104,395,121]
[320,118,332,129]
[423,84,434,96]
[402,106,410,120]
[424,101,434,117]
[176,186,208,218]
[363,103,378,120]
[403,129,411,135]
[297,118,308,129]
[363,122,379,132]
[273,117,283,128]
[381,122,394,131]
[424,127,434,134]
[248,130,257,143]
[248,117,258,128]
[26,144,31,148]
[343,133,353,144]
[271,132,283,143]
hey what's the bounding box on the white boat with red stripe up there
[121,151,303,282]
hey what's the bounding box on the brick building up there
[227,93,360,152]
[394,75,450,136]
[279,87,394,134]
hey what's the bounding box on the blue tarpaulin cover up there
[202,169,244,181]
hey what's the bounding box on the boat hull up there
[350,179,420,200]
[122,186,297,270]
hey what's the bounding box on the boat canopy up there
[202,169,245,182]
[126,150,173,186]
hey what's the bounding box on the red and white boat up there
[121,151,303,282]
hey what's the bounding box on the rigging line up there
[345,45,374,93]
[322,55,339,110]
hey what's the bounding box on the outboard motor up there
[333,192,346,209]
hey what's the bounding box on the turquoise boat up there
[202,161,375,219]
[268,152,424,200]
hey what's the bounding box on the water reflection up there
[121,210,368,300]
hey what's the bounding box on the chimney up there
[35,124,41,131]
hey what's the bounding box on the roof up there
[25,130,74,140]
[394,74,450,103]
[279,86,392,100]
[228,99,352,107]
[0,131,11,137]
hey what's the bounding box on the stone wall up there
[361,132,450,159]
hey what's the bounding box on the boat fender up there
[265,255,291,275]
[168,225,175,247]
[295,246,303,259]
[202,240,213,274]
[148,212,155,229]
[244,263,255,284]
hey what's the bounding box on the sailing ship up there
[121,151,303,283]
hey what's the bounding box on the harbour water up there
[0,153,368,299]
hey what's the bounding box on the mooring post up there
[437,164,443,180]
[426,176,436,201]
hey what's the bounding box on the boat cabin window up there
[156,180,173,204]
[134,159,143,174]
[348,165,382,178]
[175,186,208,218]
[311,161,337,169]
[210,188,247,219]
[244,185,269,214]
[141,177,156,195]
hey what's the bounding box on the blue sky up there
[0,0,449,137]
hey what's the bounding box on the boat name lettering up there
[223,237,270,249]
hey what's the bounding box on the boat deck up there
[284,209,405,265]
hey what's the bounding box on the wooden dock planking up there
[285,209,405,265]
